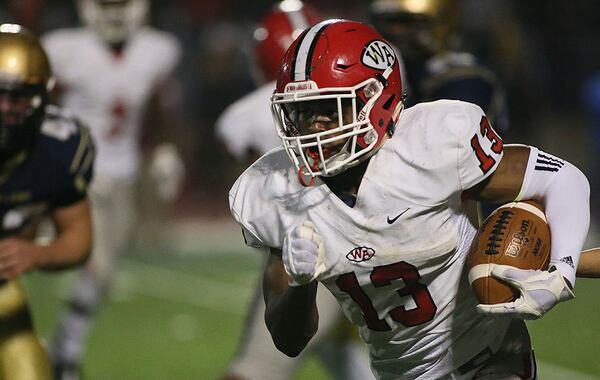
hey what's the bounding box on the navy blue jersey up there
[0,105,94,238]
[406,51,509,134]
[403,51,509,219]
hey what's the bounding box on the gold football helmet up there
[370,0,460,58]
[0,24,52,159]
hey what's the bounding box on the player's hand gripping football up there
[282,221,326,287]
[476,264,574,320]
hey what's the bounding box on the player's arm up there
[262,220,327,357]
[0,198,91,278]
[466,144,590,318]
[39,197,92,269]
[577,248,600,278]
[468,144,590,286]
[263,247,318,357]
[142,79,186,202]
[141,37,186,203]
[465,144,528,204]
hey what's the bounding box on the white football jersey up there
[215,80,281,160]
[42,26,181,179]
[229,100,509,379]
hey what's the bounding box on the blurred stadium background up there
[1,0,600,378]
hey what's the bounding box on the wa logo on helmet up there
[361,40,396,70]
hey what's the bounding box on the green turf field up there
[22,248,600,379]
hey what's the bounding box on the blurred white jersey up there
[230,100,509,379]
[215,81,281,160]
[42,26,181,179]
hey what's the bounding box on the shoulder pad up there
[40,106,95,190]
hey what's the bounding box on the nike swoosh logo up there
[387,208,410,224]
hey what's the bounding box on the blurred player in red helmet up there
[230,19,590,378]
[217,0,322,163]
[216,2,375,380]
[42,1,185,379]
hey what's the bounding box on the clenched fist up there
[282,221,326,287]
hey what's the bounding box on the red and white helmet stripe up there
[291,20,336,81]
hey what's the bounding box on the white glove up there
[476,264,575,320]
[148,143,185,202]
[282,221,327,287]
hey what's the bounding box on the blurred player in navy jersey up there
[0,24,94,380]
[216,2,375,379]
[370,0,509,220]
[42,1,185,378]
[370,0,508,128]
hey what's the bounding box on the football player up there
[229,20,590,378]
[371,0,600,283]
[0,24,94,380]
[370,0,508,131]
[42,1,184,378]
[216,2,374,380]
[370,0,509,221]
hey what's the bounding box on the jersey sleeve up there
[241,226,264,248]
[229,173,269,248]
[44,117,95,208]
[228,151,294,250]
[455,102,504,191]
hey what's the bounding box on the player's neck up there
[109,42,126,59]
[321,159,369,202]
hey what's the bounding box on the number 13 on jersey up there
[336,261,437,331]
[470,116,503,174]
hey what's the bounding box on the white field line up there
[537,361,599,380]
[110,259,257,316]
[101,259,599,379]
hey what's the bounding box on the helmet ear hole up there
[382,94,396,110]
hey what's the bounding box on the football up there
[467,200,551,304]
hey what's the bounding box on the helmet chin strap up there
[297,163,317,187]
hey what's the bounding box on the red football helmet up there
[270,19,404,178]
[254,0,322,83]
